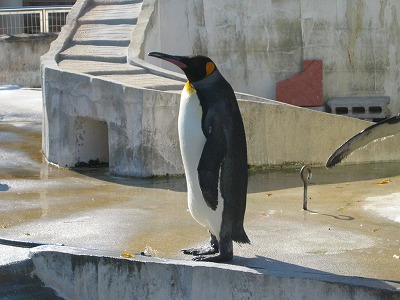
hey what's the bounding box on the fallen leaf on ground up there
[376,179,391,184]
[121,253,135,259]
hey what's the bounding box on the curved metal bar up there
[300,165,312,210]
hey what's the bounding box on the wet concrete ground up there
[0,87,399,284]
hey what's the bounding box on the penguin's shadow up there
[231,255,400,287]
[232,255,332,277]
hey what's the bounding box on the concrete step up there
[71,24,135,46]
[55,0,144,75]
[59,45,128,63]
[58,60,147,76]
[79,3,142,25]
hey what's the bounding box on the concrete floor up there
[0,87,399,287]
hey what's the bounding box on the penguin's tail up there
[232,226,250,244]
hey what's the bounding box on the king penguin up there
[148,52,250,262]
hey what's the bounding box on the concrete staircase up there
[57,0,184,91]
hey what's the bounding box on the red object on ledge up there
[276,60,323,107]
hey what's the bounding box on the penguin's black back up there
[192,70,249,244]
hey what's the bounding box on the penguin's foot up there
[192,253,233,263]
[182,233,220,257]
[181,245,218,256]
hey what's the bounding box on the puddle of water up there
[0,121,399,228]
[248,162,400,193]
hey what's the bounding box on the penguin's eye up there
[205,62,215,76]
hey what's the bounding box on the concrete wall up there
[29,246,400,300]
[143,0,400,114]
[241,99,400,167]
[42,67,183,177]
[42,65,400,177]
[0,33,57,87]
[41,0,400,177]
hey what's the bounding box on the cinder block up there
[327,97,390,120]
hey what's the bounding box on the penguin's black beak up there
[148,52,188,69]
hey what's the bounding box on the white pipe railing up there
[0,6,71,34]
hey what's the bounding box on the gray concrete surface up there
[0,87,399,299]
[41,0,400,178]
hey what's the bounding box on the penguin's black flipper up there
[326,114,400,168]
[198,122,227,211]
[197,168,219,210]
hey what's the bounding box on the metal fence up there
[0,6,71,35]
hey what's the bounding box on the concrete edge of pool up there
[2,245,398,299]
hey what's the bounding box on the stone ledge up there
[29,245,400,300]
[0,33,58,43]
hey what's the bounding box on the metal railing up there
[0,6,72,35]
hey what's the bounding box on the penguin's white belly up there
[178,86,224,240]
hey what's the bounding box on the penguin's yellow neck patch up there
[184,81,196,94]
[206,62,215,76]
